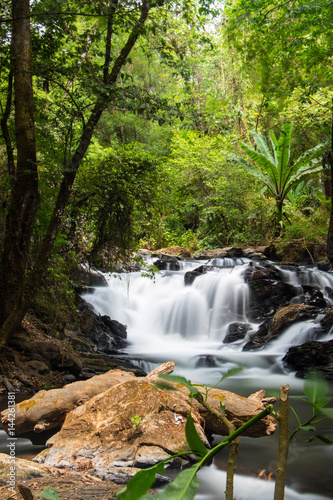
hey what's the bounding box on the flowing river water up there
[84,257,333,499]
[1,257,332,499]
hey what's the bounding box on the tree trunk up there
[0,0,39,349]
[326,101,333,266]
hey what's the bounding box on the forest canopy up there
[0,0,332,346]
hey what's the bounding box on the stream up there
[84,256,333,499]
[1,257,332,499]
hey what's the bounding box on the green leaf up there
[185,414,208,458]
[220,366,243,382]
[116,462,166,500]
[39,488,61,500]
[304,376,329,405]
[314,434,333,444]
[159,464,200,500]
[252,130,275,164]
[158,374,199,395]
[299,425,316,432]
[321,408,333,419]
[154,381,179,392]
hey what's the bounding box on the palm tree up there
[231,122,323,233]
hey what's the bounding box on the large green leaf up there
[321,408,333,419]
[276,122,292,181]
[185,414,208,458]
[158,374,199,395]
[159,464,200,500]
[230,153,277,195]
[291,142,326,173]
[116,462,166,500]
[304,376,329,406]
[240,143,278,188]
[252,130,275,164]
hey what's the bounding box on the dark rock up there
[154,255,181,271]
[76,296,128,353]
[243,305,320,351]
[224,323,252,343]
[282,339,333,379]
[243,263,299,321]
[301,285,327,307]
[184,265,207,285]
[195,355,218,367]
[25,360,50,374]
[72,265,107,287]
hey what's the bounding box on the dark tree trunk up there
[326,101,333,267]
[0,0,39,349]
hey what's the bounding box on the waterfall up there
[83,257,333,500]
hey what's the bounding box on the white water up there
[83,258,333,499]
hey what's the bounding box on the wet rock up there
[195,355,218,367]
[243,304,320,351]
[184,265,209,285]
[282,339,333,379]
[73,265,108,288]
[301,285,327,307]
[244,263,299,322]
[153,246,192,258]
[76,296,128,353]
[224,323,252,343]
[154,254,181,271]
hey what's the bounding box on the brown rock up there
[36,379,207,471]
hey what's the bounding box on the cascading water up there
[83,257,333,499]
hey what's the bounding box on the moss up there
[18,399,36,410]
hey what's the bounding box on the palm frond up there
[240,143,279,192]
[252,130,275,164]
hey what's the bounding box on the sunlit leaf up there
[159,464,200,500]
[158,374,199,395]
[185,414,208,458]
[116,462,165,500]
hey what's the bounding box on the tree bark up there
[0,0,39,349]
[326,101,333,266]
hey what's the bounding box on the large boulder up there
[244,263,299,321]
[1,369,136,439]
[35,378,208,472]
[243,304,320,351]
[30,365,277,474]
[153,254,181,271]
[282,339,333,379]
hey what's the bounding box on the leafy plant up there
[291,374,333,444]
[230,122,324,233]
[131,415,143,429]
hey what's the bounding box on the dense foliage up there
[0,0,332,342]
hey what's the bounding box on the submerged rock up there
[282,339,333,379]
[224,322,252,343]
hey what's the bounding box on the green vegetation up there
[1,0,333,346]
